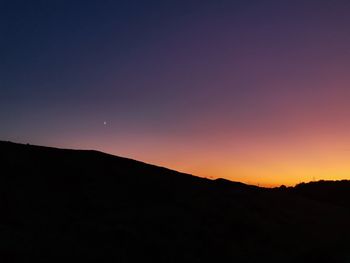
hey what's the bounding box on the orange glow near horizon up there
[29,75,350,188]
[49,124,350,187]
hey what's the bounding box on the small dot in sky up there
[104,121,107,125]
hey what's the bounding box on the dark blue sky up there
[2,0,350,185]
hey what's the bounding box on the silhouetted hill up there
[1,141,350,262]
[293,180,350,209]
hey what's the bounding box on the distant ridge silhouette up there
[1,140,350,262]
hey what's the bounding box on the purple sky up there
[2,1,350,185]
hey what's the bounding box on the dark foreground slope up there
[1,141,350,262]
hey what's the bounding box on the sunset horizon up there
[3,1,350,187]
[5,139,349,188]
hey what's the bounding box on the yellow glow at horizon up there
[54,128,350,188]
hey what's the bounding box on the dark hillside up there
[1,141,350,262]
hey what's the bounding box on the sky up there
[2,0,350,186]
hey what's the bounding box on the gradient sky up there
[2,0,350,186]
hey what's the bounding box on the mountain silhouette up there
[1,141,350,262]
